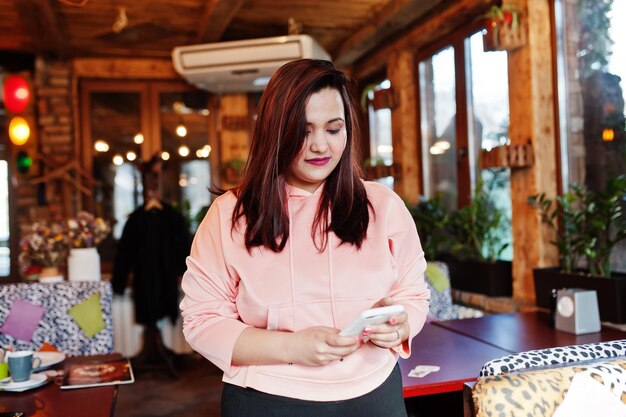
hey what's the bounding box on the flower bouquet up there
[19,220,69,280]
[66,211,111,248]
[19,212,111,281]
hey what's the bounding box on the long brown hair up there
[232,59,370,252]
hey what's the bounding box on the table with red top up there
[400,312,626,398]
[398,323,510,397]
[432,311,626,353]
[0,354,119,417]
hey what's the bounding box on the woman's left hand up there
[365,297,409,349]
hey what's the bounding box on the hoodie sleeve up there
[179,198,249,376]
[385,192,430,358]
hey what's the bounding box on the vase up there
[67,247,101,282]
[39,266,64,283]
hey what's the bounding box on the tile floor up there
[115,353,223,417]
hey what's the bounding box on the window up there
[555,0,626,270]
[366,80,394,188]
[0,159,10,276]
[418,29,513,261]
[419,46,457,212]
[466,31,512,261]
[81,81,213,251]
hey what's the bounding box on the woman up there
[180,59,429,416]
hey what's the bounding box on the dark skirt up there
[221,363,408,417]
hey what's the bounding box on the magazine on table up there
[60,356,134,389]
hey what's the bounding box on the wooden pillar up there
[387,50,421,204]
[219,94,250,186]
[507,0,558,302]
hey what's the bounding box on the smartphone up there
[339,305,405,336]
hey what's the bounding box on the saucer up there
[34,351,66,371]
[0,373,49,392]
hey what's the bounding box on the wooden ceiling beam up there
[73,57,178,79]
[333,0,445,67]
[0,37,36,53]
[353,0,496,80]
[15,0,65,56]
[196,0,246,43]
[71,46,173,59]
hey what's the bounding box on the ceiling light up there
[196,145,211,158]
[133,133,144,144]
[429,145,445,155]
[178,145,190,157]
[112,154,124,165]
[126,151,137,161]
[94,140,110,152]
[176,123,187,138]
[161,151,170,161]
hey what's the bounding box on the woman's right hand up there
[289,327,361,366]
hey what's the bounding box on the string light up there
[133,133,144,144]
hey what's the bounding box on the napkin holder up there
[555,288,601,335]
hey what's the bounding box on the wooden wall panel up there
[388,50,421,204]
[507,0,558,302]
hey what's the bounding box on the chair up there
[479,339,626,377]
[464,340,626,417]
[0,281,114,356]
[425,261,484,321]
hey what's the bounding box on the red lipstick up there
[306,157,331,166]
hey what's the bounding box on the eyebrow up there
[306,117,345,125]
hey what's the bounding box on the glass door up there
[80,82,150,241]
[152,84,213,233]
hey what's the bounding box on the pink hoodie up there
[180,181,429,401]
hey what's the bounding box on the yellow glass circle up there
[9,116,30,145]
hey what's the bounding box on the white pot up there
[67,247,101,282]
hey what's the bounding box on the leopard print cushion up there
[0,281,113,356]
[582,360,626,404]
[473,357,626,417]
[480,339,626,377]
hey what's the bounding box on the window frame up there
[414,20,493,208]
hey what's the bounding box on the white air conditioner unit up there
[172,34,331,93]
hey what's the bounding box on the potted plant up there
[530,174,626,323]
[482,4,526,52]
[443,171,512,296]
[407,196,449,262]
